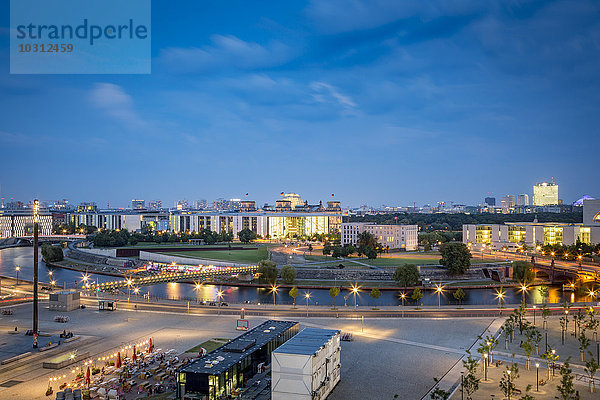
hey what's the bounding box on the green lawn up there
[162,247,269,264]
[187,338,231,353]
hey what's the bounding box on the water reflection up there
[1,247,598,306]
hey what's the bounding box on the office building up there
[501,195,515,212]
[148,200,162,210]
[484,197,496,207]
[583,199,600,225]
[0,209,53,238]
[131,199,145,210]
[463,222,600,249]
[177,320,299,400]
[272,328,341,400]
[516,194,529,207]
[533,182,559,206]
[341,222,418,250]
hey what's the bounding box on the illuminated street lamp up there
[519,284,529,304]
[483,353,488,381]
[495,289,505,309]
[533,305,537,325]
[536,363,540,392]
[33,199,39,348]
[435,284,444,309]
[305,292,311,316]
[400,292,406,318]
[350,283,360,309]
[194,282,202,303]
[270,285,279,306]
[507,370,512,400]
[15,266,20,285]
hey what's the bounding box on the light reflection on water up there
[1,246,598,306]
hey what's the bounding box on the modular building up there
[271,328,341,400]
[48,290,80,311]
[176,320,299,400]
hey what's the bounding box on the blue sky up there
[1,0,599,208]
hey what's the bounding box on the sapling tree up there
[556,360,575,400]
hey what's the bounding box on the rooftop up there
[273,327,339,356]
[179,320,298,376]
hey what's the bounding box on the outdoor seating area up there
[49,339,191,400]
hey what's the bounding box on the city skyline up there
[1,1,600,208]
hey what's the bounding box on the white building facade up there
[272,328,341,400]
[533,182,559,206]
[0,210,53,238]
[341,222,418,250]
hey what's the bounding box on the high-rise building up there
[484,197,496,206]
[533,182,558,206]
[193,199,207,209]
[175,200,189,210]
[501,195,515,211]
[131,199,145,209]
[148,200,162,210]
[517,194,529,207]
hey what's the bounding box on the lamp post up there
[551,349,556,378]
[533,305,537,325]
[435,285,443,309]
[483,353,488,381]
[126,279,132,303]
[520,284,528,305]
[535,363,540,392]
[305,292,310,317]
[32,199,39,349]
[270,285,278,306]
[15,266,20,285]
[217,290,224,315]
[507,370,512,400]
[400,293,406,318]
[351,284,359,310]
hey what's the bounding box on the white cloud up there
[159,34,294,73]
[310,81,358,114]
[89,83,146,129]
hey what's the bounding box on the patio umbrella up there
[132,345,137,362]
[148,338,153,353]
[85,366,91,386]
[116,352,122,368]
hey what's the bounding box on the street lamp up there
[270,285,278,306]
[15,266,20,285]
[435,284,444,309]
[519,284,529,304]
[126,279,132,302]
[533,305,537,325]
[400,292,406,318]
[305,292,311,317]
[217,290,224,314]
[495,289,505,309]
[535,363,540,392]
[194,282,202,303]
[507,370,512,400]
[483,353,488,381]
[551,349,556,377]
[33,199,39,349]
[350,284,360,309]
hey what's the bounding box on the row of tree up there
[41,243,64,262]
[322,231,382,259]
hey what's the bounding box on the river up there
[0,246,594,307]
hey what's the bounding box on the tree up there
[370,288,381,309]
[358,231,380,259]
[462,351,480,400]
[393,264,420,287]
[453,288,465,308]
[519,384,535,400]
[289,287,299,308]
[329,287,340,309]
[307,243,313,252]
[538,286,549,302]
[41,244,64,262]
[439,242,471,275]
[238,228,257,243]
[578,330,590,362]
[513,261,535,284]
[412,288,423,306]
[430,378,451,400]
[556,361,575,400]
[584,353,598,393]
[322,242,332,255]
[498,364,519,400]
[257,260,277,284]
[280,265,296,284]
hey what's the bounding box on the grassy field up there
[162,247,269,264]
[187,338,231,353]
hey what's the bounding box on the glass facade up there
[475,225,492,244]
[508,226,526,243]
[543,226,563,245]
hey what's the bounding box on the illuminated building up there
[341,222,418,250]
[517,194,529,207]
[0,209,53,238]
[131,199,145,209]
[533,182,559,206]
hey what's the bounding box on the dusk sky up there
[1,0,599,208]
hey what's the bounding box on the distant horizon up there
[0,187,596,210]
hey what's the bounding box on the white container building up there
[271,328,341,400]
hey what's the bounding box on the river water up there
[0,246,595,307]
